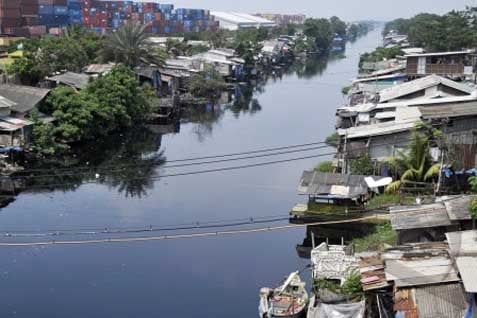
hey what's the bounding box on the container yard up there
[0,0,218,37]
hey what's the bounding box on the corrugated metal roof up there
[47,72,91,90]
[84,63,115,74]
[211,11,276,26]
[0,116,32,132]
[376,94,477,110]
[338,120,419,139]
[456,257,477,293]
[0,85,50,114]
[446,230,477,256]
[298,171,370,199]
[385,257,460,287]
[389,203,452,230]
[405,50,473,58]
[443,196,475,221]
[414,283,468,318]
[378,75,473,103]
[419,101,477,119]
[0,95,16,109]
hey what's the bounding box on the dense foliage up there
[350,155,375,175]
[100,22,164,67]
[359,46,403,69]
[189,65,227,100]
[33,66,153,153]
[347,22,371,41]
[303,18,333,53]
[384,7,477,51]
[315,161,334,173]
[352,222,397,252]
[385,131,441,194]
[8,26,100,84]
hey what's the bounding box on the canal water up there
[0,29,381,318]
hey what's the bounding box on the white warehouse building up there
[211,11,276,30]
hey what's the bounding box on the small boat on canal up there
[259,271,309,318]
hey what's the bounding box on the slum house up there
[298,171,391,206]
[0,96,32,147]
[336,94,477,168]
[46,72,91,90]
[261,40,286,65]
[133,65,162,93]
[0,84,50,119]
[446,230,477,311]
[406,50,477,79]
[383,242,469,318]
[0,85,50,147]
[418,100,477,171]
[190,48,245,79]
[307,243,366,318]
[383,33,408,48]
[389,196,477,244]
[338,75,474,128]
[160,58,196,94]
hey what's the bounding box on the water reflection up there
[296,223,376,259]
[1,128,168,206]
[1,54,338,208]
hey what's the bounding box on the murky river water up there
[0,29,381,317]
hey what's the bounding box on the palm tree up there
[100,22,165,68]
[385,131,441,193]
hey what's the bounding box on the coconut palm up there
[385,131,441,193]
[100,22,165,68]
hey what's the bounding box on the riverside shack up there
[405,50,476,78]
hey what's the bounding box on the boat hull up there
[269,309,306,318]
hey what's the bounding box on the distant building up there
[254,13,306,27]
[210,11,276,31]
[0,0,217,37]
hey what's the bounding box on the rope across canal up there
[0,215,385,247]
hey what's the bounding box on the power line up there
[15,140,328,175]
[11,133,437,182]
[21,152,336,190]
[10,145,331,180]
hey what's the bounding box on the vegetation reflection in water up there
[1,55,338,208]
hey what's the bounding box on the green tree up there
[205,28,228,48]
[330,16,347,37]
[41,66,152,147]
[350,155,374,175]
[385,132,441,193]
[7,55,43,85]
[303,18,333,52]
[100,22,163,67]
[315,161,334,173]
[189,65,227,99]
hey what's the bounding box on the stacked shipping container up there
[0,0,218,37]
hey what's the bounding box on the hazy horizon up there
[171,0,475,21]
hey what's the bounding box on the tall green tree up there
[100,22,163,67]
[330,16,347,37]
[303,18,333,52]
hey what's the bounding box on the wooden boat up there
[259,271,309,318]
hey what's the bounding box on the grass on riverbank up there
[366,194,416,210]
[352,222,396,252]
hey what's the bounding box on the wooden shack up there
[405,51,476,78]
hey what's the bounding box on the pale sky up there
[172,0,475,21]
